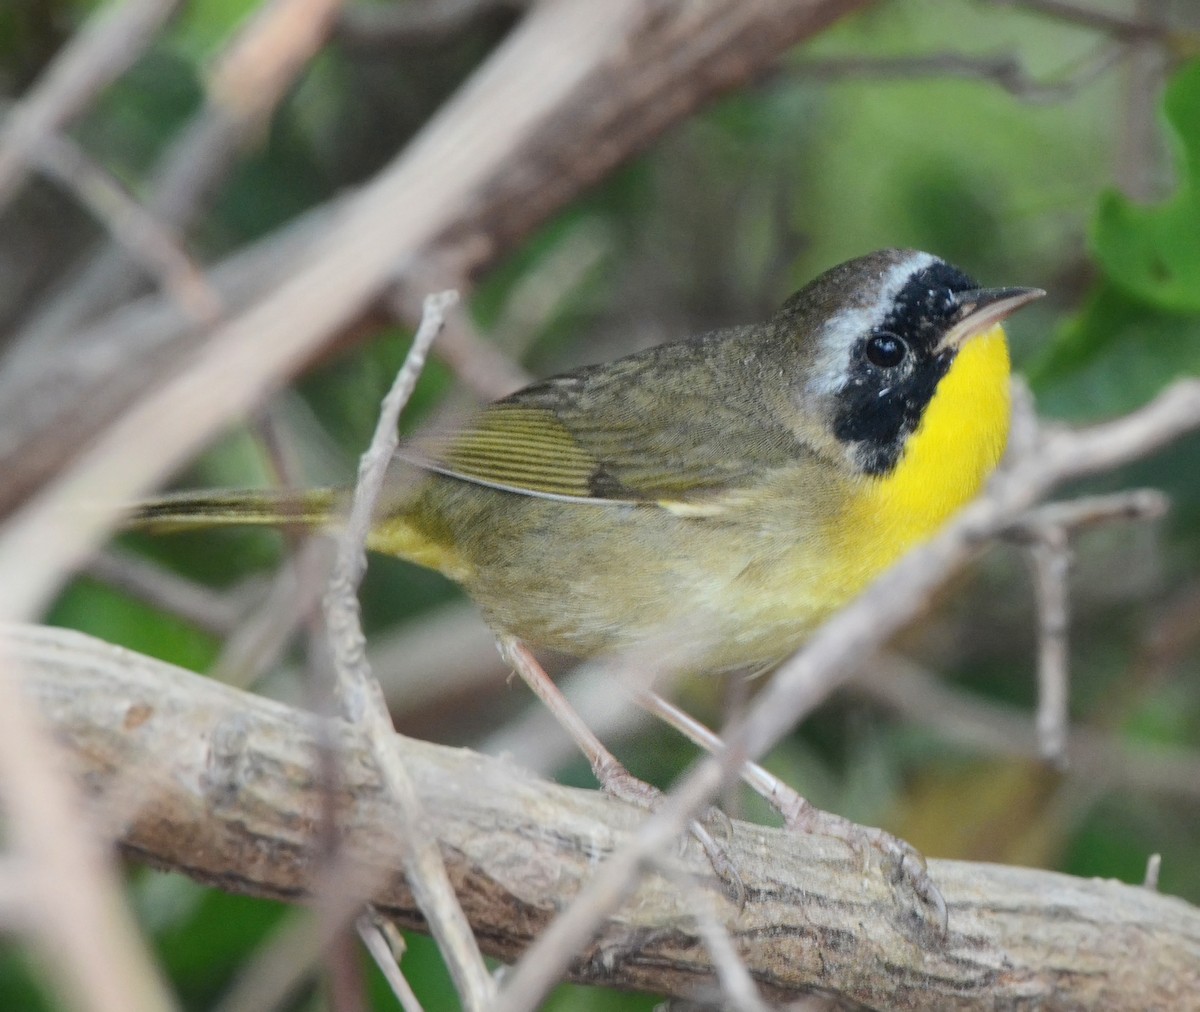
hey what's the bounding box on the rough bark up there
[12,622,1200,1010]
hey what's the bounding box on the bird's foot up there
[774,786,948,942]
[595,757,744,906]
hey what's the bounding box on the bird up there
[131,247,1042,679]
[129,248,1043,922]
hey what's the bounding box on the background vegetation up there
[2,0,1199,1008]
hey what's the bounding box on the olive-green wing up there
[404,345,805,508]
[410,404,630,502]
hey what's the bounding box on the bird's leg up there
[498,637,657,805]
[638,689,948,939]
[498,637,741,899]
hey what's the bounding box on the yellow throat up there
[840,323,1011,585]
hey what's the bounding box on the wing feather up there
[404,339,808,509]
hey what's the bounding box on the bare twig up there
[390,219,610,413]
[0,859,31,928]
[31,130,223,326]
[1144,853,1162,891]
[357,915,425,1012]
[211,860,387,1012]
[212,908,326,1012]
[485,219,611,359]
[1008,490,1166,766]
[212,538,332,687]
[794,43,1128,103]
[204,0,347,121]
[1005,488,1169,536]
[0,0,179,208]
[993,0,1175,39]
[853,654,1200,801]
[656,862,771,1012]
[207,405,335,691]
[1115,0,1171,201]
[391,283,531,401]
[1025,528,1072,762]
[321,290,494,1009]
[10,0,349,354]
[331,291,457,612]
[84,547,249,637]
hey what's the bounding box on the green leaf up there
[1031,60,1200,415]
[1092,59,1200,312]
[1028,283,1200,418]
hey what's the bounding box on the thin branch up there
[656,862,772,1012]
[992,0,1176,39]
[212,538,331,688]
[0,0,179,208]
[0,858,32,928]
[211,862,388,1012]
[83,547,249,638]
[357,915,425,1012]
[1115,0,1171,201]
[853,654,1200,801]
[793,43,1128,103]
[10,0,349,354]
[391,283,531,402]
[1004,488,1169,537]
[390,218,610,416]
[31,130,223,326]
[484,219,611,360]
[1144,853,1162,891]
[331,291,456,611]
[1025,528,1072,762]
[321,290,493,1009]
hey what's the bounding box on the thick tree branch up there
[10,622,1200,1009]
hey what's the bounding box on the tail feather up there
[126,486,471,583]
[125,488,339,532]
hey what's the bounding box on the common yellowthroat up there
[131,249,1042,672]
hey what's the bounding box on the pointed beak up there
[935,286,1045,354]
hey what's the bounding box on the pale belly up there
[384,470,900,673]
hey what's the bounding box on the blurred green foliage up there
[1093,59,1200,313]
[1033,58,1200,416]
[4,0,1200,1008]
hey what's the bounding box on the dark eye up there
[865,332,908,369]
